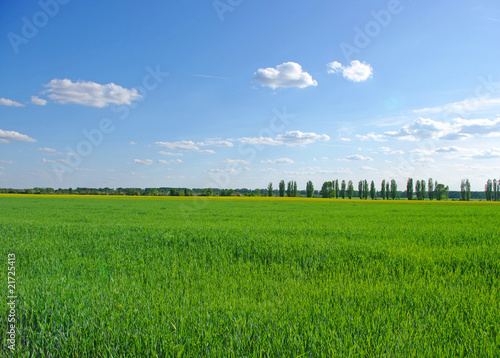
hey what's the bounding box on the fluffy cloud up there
[0,129,36,144]
[238,130,329,147]
[356,133,386,142]
[345,155,373,161]
[159,151,183,156]
[414,97,500,115]
[383,117,500,141]
[275,131,330,146]
[261,158,295,165]
[0,98,24,107]
[43,79,141,107]
[361,166,378,171]
[31,96,47,106]
[199,139,233,147]
[253,62,317,89]
[158,159,182,164]
[38,147,56,153]
[197,149,215,154]
[130,159,153,165]
[0,160,13,164]
[327,60,373,82]
[156,141,199,151]
[207,167,250,175]
[222,159,250,165]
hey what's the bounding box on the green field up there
[1,195,499,357]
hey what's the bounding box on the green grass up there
[1,195,499,357]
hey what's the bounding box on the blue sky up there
[1,0,500,190]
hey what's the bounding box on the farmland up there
[1,195,499,357]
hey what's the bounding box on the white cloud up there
[129,141,137,145]
[158,159,182,164]
[339,137,351,142]
[130,159,153,165]
[378,147,391,152]
[238,130,329,147]
[390,150,405,155]
[384,118,455,141]
[253,62,318,89]
[415,158,435,163]
[43,79,141,108]
[469,149,500,160]
[31,96,47,106]
[0,160,13,164]
[156,141,199,151]
[345,155,373,161]
[38,147,56,153]
[207,167,250,175]
[356,133,386,142]
[0,129,36,144]
[42,158,67,164]
[435,146,462,153]
[327,60,373,82]
[0,98,24,107]
[222,159,250,165]
[261,158,295,165]
[199,139,233,147]
[159,151,183,156]
[414,97,500,115]
[260,168,277,172]
[361,166,378,171]
[197,149,215,154]
[275,131,330,146]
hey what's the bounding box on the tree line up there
[0,179,498,200]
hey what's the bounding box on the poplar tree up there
[466,179,471,201]
[416,180,421,200]
[335,179,339,199]
[306,181,314,198]
[390,179,397,200]
[370,181,376,200]
[381,180,386,200]
[341,180,346,199]
[293,181,298,197]
[485,179,492,201]
[407,178,413,200]
[428,178,434,200]
[421,180,426,200]
[363,180,369,200]
[348,180,354,199]
[386,182,390,200]
[267,182,273,197]
[279,180,285,197]
[358,180,363,199]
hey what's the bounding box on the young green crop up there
[1,195,499,356]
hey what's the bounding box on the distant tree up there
[306,181,314,198]
[347,180,354,199]
[390,179,398,200]
[358,180,363,199]
[293,181,298,197]
[460,179,467,201]
[204,188,213,196]
[386,182,390,200]
[341,180,346,199]
[381,180,386,200]
[485,179,492,201]
[466,179,471,201]
[170,188,177,196]
[363,180,369,200]
[435,184,449,201]
[370,181,376,200]
[287,181,293,197]
[150,188,159,196]
[428,178,434,200]
[334,179,339,199]
[497,179,500,201]
[494,179,498,201]
[279,180,285,197]
[407,178,413,200]
[320,181,331,198]
[420,180,426,200]
[255,188,261,197]
[416,180,421,200]
[267,182,273,197]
